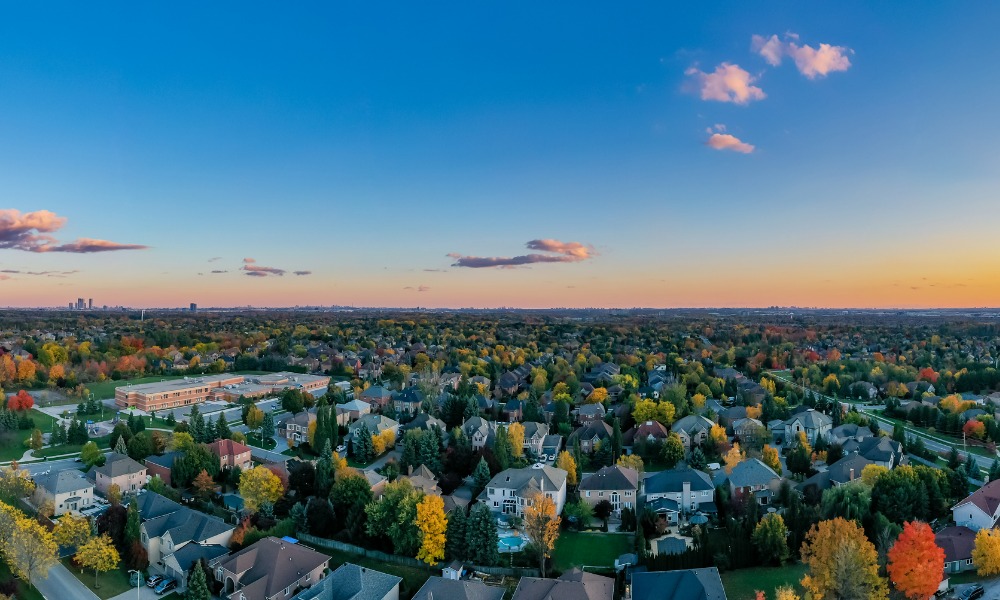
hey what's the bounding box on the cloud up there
[752,33,852,78]
[293,271,312,276]
[0,209,147,253]
[243,258,256,264]
[449,239,598,269]
[210,270,228,274]
[706,133,755,154]
[0,274,10,280]
[0,269,78,276]
[208,257,222,262]
[403,285,431,292]
[423,269,446,273]
[685,63,765,104]
[242,264,285,277]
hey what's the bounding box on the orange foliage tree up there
[886,521,945,600]
[964,419,986,440]
[7,390,34,411]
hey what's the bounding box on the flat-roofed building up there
[115,372,330,411]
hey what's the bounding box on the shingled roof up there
[579,465,639,493]
[212,537,329,600]
[955,478,1000,517]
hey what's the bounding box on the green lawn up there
[246,432,277,450]
[0,410,64,461]
[62,559,134,600]
[34,434,111,458]
[0,556,44,600]
[721,563,808,600]
[551,531,634,572]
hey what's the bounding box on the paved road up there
[23,457,83,476]
[33,562,100,600]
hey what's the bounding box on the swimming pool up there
[499,536,527,551]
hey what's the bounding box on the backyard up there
[720,563,808,600]
[551,531,634,573]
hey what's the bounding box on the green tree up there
[661,433,685,469]
[465,503,499,567]
[445,508,468,561]
[261,412,275,440]
[329,472,372,542]
[353,424,374,463]
[186,556,211,600]
[80,441,104,468]
[188,405,206,443]
[493,424,512,470]
[472,457,492,495]
[752,513,790,565]
[611,418,623,459]
[215,413,232,440]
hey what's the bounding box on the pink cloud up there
[752,33,852,79]
[243,257,256,264]
[0,209,146,253]
[449,239,598,269]
[243,264,286,277]
[293,271,312,276]
[40,238,149,253]
[706,133,755,154]
[685,63,765,104]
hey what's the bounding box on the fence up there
[295,532,541,578]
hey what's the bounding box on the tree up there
[593,499,613,525]
[25,429,43,452]
[465,504,499,567]
[186,556,211,600]
[125,500,141,546]
[762,445,781,474]
[330,473,373,542]
[354,424,374,463]
[5,514,58,588]
[245,406,264,431]
[80,441,103,468]
[861,464,888,487]
[75,534,120,588]
[800,517,887,600]
[972,527,1000,576]
[7,390,34,411]
[107,483,122,507]
[216,413,232,440]
[445,507,468,561]
[616,454,644,478]
[365,480,422,556]
[188,405,206,443]
[54,514,92,549]
[786,444,812,477]
[473,457,492,494]
[661,433,685,469]
[261,412,275,439]
[556,451,578,486]
[523,492,561,577]
[239,466,285,514]
[507,422,525,458]
[415,494,448,565]
[493,424,512,470]
[611,418,623,459]
[774,587,800,600]
[192,469,216,500]
[887,521,945,600]
[170,431,196,452]
[753,513,790,565]
[820,484,870,524]
[723,443,743,475]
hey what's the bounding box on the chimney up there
[408,465,413,476]
[849,468,855,481]
[683,480,691,509]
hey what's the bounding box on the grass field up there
[62,559,134,600]
[34,434,111,458]
[246,432,277,450]
[720,563,808,600]
[551,531,634,573]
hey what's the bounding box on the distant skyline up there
[1,3,998,309]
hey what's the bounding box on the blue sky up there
[1,2,998,307]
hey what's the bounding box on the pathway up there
[33,562,100,600]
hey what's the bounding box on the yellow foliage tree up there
[556,451,577,486]
[415,494,447,565]
[239,466,285,513]
[54,514,92,549]
[507,422,525,458]
[307,420,317,447]
[588,388,609,404]
[75,534,119,588]
[861,464,888,487]
[691,393,707,410]
[800,518,887,600]
[972,528,1000,576]
[5,513,58,586]
[170,431,195,452]
[723,443,743,475]
[774,586,800,600]
[245,406,264,431]
[746,405,762,420]
[371,429,396,456]
[795,431,812,454]
[710,424,728,447]
[523,492,561,578]
[762,445,781,474]
[616,454,644,478]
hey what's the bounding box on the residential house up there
[798,454,874,495]
[401,413,447,436]
[624,420,670,451]
[502,399,523,423]
[91,452,147,496]
[335,400,371,426]
[783,408,833,446]
[414,577,505,600]
[644,468,716,526]
[937,526,976,573]
[578,465,639,517]
[33,469,95,516]
[359,385,393,409]
[574,403,607,424]
[731,418,765,448]
[726,458,781,506]
[513,568,614,600]
[462,416,493,451]
[164,544,230,591]
[348,414,399,446]
[137,492,234,582]
[210,537,330,600]
[628,567,727,600]
[953,479,1000,531]
[479,464,568,517]
[208,439,253,471]
[145,452,182,487]
[717,406,747,429]
[843,436,905,469]
[828,424,874,446]
[849,381,878,400]
[280,410,317,446]
[671,415,715,452]
[392,388,423,417]
[568,421,614,453]
[520,422,548,457]
[401,465,441,496]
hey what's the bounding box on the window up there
[216,569,224,581]
[967,559,973,565]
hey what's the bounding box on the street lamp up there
[128,569,142,600]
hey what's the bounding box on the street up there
[33,562,100,600]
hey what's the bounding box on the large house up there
[347,414,399,449]
[783,408,833,446]
[624,421,670,450]
[145,452,183,487]
[828,424,874,446]
[480,464,568,517]
[414,577,505,600]
[569,421,614,453]
[798,454,873,494]
[91,452,147,496]
[281,410,316,445]
[137,492,234,583]
[520,422,548,457]
[726,458,781,506]
[208,439,253,471]
[843,436,905,469]
[33,470,95,516]
[462,416,493,450]
[513,568,614,600]
[210,537,330,600]
[392,388,424,417]
[628,567,727,600]
[297,563,401,600]
[359,386,393,409]
[644,468,716,525]
[953,479,1000,531]
[670,415,715,452]
[578,465,639,518]
[335,400,371,426]
[937,526,976,574]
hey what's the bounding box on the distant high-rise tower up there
[88,298,93,310]
[190,303,197,312]
[76,298,85,310]
[68,302,74,309]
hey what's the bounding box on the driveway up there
[33,562,100,600]
[364,450,400,471]
[107,580,159,600]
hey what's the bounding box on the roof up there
[630,568,727,600]
[579,465,639,493]
[624,421,669,445]
[936,526,976,563]
[954,478,1000,517]
[34,469,92,495]
[297,562,401,600]
[212,537,329,600]
[645,468,715,495]
[512,568,614,600]
[484,465,568,496]
[143,503,234,544]
[207,439,252,458]
[727,458,779,489]
[135,491,184,520]
[570,421,614,443]
[166,543,230,572]
[92,452,147,478]
[413,577,505,600]
[359,386,393,400]
[145,451,182,469]
[338,399,371,412]
[785,409,833,429]
[826,454,874,485]
[671,415,715,435]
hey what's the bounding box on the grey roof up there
[145,451,182,469]
[630,568,727,600]
[829,424,874,442]
[512,568,614,600]
[359,386,393,400]
[35,469,92,495]
[92,452,147,478]
[826,454,874,484]
[671,415,715,435]
[785,409,833,429]
[211,537,330,600]
[645,468,714,495]
[570,421,613,443]
[413,577,505,600]
[135,490,183,520]
[167,543,230,572]
[299,562,401,600]
[726,458,779,489]
[854,436,903,464]
[579,465,639,493]
[144,504,234,543]
[484,465,568,496]
[936,526,976,563]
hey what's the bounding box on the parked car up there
[146,574,164,588]
[154,579,177,595]
[957,584,985,600]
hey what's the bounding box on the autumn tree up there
[415,494,447,565]
[507,422,525,458]
[245,406,264,431]
[861,464,888,487]
[972,527,1000,576]
[0,465,35,499]
[556,451,578,486]
[523,492,561,578]
[26,429,43,452]
[54,514,93,549]
[886,521,945,600]
[774,587,800,600]
[192,469,216,500]
[616,454,644,478]
[723,443,743,475]
[5,514,58,588]
[762,445,781,474]
[80,441,104,468]
[753,513,790,565]
[800,517,887,600]
[239,466,285,514]
[661,433,685,469]
[76,534,120,588]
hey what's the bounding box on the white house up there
[32,470,94,516]
[783,408,833,446]
[952,479,1000,531]
[479,464,568,517]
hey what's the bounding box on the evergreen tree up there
[472,457,492,494]
[689,447,707,470]
[465,504,499,566]
[189,405,206,443]
[592,440,613,468]
[113,434,128,455]
[493,424,512,470]
[261,412,276,440]
[989,459,1000,482]
[418,430,442,472]
[328,406,339,450]
[315,440,333,496]
[611,418,623,459]
[445,508,468,561]
[313,404,329,453]
[125,501,141,546]
[216,413,232,440]
[947,447,962,471]
[966,455,981,481]
[186,557,211,600]
[354,424,374,463]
